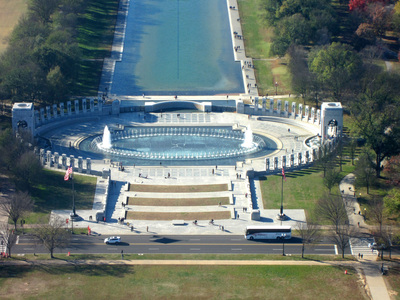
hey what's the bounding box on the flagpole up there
[281,173,284,216]
[72,173,76,217]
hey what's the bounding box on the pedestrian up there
[121,250,124,259]
[222,226,224,231]
[219,225,222,230]
[243,207,245,212]
[357,222,360,227]
[146,226,149,232]
[358,211,361,215]
[358,253,360,258]
[237,214,239,219]
[218,201,221,207]
[212,169,214,175]
[361,254,363,259]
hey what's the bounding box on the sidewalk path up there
[339,173,391,300]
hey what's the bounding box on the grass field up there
[126,211,231,221]
[0,0,27,54]
[127,196,230,206]
[129,183,228,193]
[0,265,367,299]
[26,170,97,223]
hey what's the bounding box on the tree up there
[309,42,362,101]
[323,167,342,193]
[348,139,357,166]
[317,144,333,177]
[384,188,400,217]
[316,192,348,233]
[330,224,356,258]
[354,150,376,194]
[368,197,384,233]
[0,223,18,258]
[288,46,310,100]
[296,222,320,258]
[0,191,34,230]
[351,72,400,177]
[28,0,59,24]
[13,151,43,192]
[34,216,71,258]
[384,155,400,186]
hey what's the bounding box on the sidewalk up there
[339,173,391,300]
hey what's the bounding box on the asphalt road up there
[13,234,346,256]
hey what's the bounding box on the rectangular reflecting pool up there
[111,0,244,96]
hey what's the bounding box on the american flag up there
[64,166,73,181]
[282,167,286,181]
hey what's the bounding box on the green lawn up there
[26,169,97,223]
[0,265,367,299]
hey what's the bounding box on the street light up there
[275,82,278,95]
[281,233,287,256]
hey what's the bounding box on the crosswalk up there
[350,237,378,257]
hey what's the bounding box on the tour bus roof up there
[246,225,292,230]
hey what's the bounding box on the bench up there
[172,220,185,225]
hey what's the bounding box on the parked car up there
[104,236,121,244]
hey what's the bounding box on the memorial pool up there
[111,0,244,96]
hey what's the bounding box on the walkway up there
[339,173,391,300]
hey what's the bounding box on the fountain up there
[101,125,112,149]
[241,126,254,148]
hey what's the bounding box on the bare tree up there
[348,139,357,166]
[0,222,18,257]
[369,197,384,234]
[315,192,348,233]
[296,222,321,258]
[323,167,342,194]
[0,191,33,230]
[330,224,357,258]
[354,150,376,194]
[318,144,333,177]
[34,216,71,258]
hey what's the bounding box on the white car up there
[104,236,121,244]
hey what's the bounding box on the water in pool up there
[111,0,244,95]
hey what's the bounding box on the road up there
[13,234,345,256]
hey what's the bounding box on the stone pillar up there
[67,101,72,116]
[236,100,244,114]
[305,150,310,164]
[311,107,315,123]
[298,152,302,166]
[78,156,83,172]
[35,110,40,125]
[274,157,278,170]
[74,100,79,115]
[298,104,303,120]
[290,153,295,167]
[69,155,75,169]
[12,103,35,137]
[317,109,321,124]
[82,99,87,113]
[277,100,282,116]
[281,155,286,168]
[112,99,120,115]
[46,150,52,166]
[98,98,103,112]
[90,98,94,112]
[269,98,274,114]
[262,97,266,113]
[86,158,91,174]
[40,108,45,123]
[40,149,45,165]
[305,105,309,121]
[266,158,270,171]
[60,103,65,117]
[254,97,259,112]
[46,106,51,121]
[291,102,296,119]
[52,104,58,119]
[62,154,67,168]
[54,152,60,168]
[284,101,289,117]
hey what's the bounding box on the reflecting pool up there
[111,0,244,95]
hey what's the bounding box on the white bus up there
[245,226,292,240]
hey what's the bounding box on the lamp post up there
[282,233,287,256]
[275,82,278,95]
